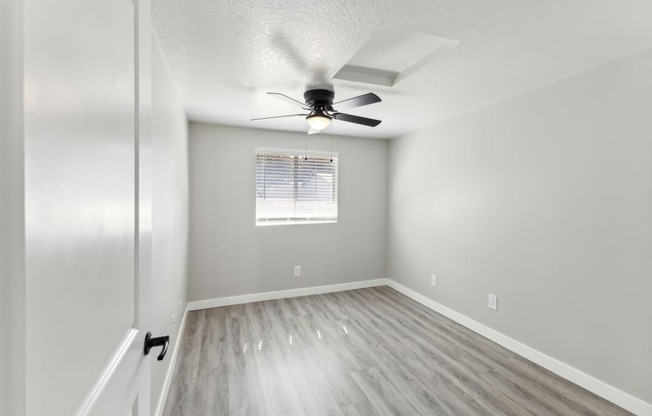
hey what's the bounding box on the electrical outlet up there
[431,275,437,287]
[488,294,498,311]
[294,265,301,277]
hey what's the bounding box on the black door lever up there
[144,331,170,361]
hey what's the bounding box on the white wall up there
[1,0,25,413]
[150,34,189,412]
[188,123,387,300]
[388,48,652,404]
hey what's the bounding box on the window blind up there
[256,149,338,225]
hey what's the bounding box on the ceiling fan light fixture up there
[306,112,331,131]
[252,89,381,129]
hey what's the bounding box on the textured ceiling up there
[152,0,652,139]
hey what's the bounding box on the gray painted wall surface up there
[1,0,25,413]
[1,5,11,413]
[188,123,388,300]
[150,34,189,411]
[0,146,8,415]
[388,48,652,403]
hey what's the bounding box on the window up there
[256,148,338,225]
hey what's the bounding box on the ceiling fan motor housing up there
[250,89,381,128]
[304,89,335,111]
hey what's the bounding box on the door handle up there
[144,332,169,361]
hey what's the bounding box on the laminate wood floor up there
[163,286,632,415]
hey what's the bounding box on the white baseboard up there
[386,279,652,416]
[154,302,190,416]
[187,278,390,311]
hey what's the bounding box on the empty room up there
[2,0,651,415]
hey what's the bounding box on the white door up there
[24,0,155,414]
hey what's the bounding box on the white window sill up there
[256,220,338,226]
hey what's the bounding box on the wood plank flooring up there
[163,287,632,415]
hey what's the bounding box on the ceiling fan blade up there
[250,114,306,121]
[333,92,381,110]
[267,92,307,108]
[333,112,382,127]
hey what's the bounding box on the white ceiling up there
[152,0,652,139]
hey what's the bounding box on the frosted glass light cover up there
[306,114,331,130]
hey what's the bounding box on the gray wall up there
[1,0,25,413]
[150,34,189,411]
[188,123,388,300]
[388,48,652,403]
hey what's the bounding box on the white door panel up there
[76,328,154,416]
[24,0,153,414]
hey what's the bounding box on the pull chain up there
[304,133,308,161]
[330,121,333,162]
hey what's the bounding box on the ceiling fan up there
[251,89,382,134]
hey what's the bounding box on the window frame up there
[255,148,339,226]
